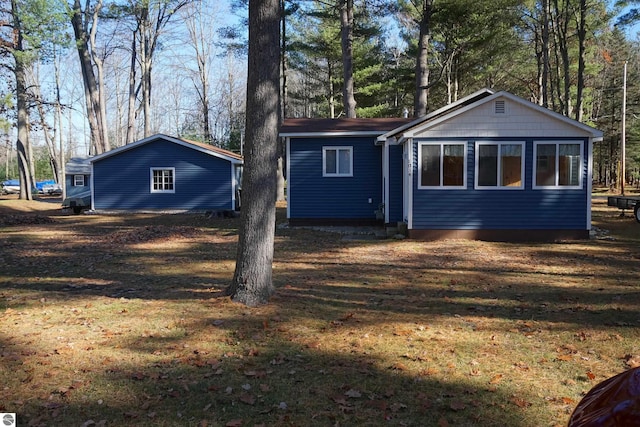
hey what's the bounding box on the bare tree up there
[226,0,280,306]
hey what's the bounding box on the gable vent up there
[494,100,506,114]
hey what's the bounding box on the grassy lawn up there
[1,195,639,426]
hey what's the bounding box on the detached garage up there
[90,134,243,212]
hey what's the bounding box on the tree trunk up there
[339,0,356,118]
[277,0,286,201]
[414,0,432,117]
[575,0,586,122]
[226,0,280,306]
[70,0,108,154]
[12,0,33,200]
[126,33,138,144]
[541,0,550,108]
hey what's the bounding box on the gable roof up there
[280,118,414,137]
[90,134,243,164]
[66,157,92,175]
[377,88,497,142]
[391,90,603,140]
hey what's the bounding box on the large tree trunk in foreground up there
[226,0,280,306]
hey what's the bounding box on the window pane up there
[501,144,522,187]
[338,149,351,175]
[325,150,337,174]
[421,145,441,186]
[164,170,174,190]
[478,145,498,186]
[443,144,464,186]
[536,144,556,186]
[559,144,580,186]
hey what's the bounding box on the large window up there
[151,168,175,193]
[323,146,353,177]
[419,142,466,188]
[534,141,582,188]
[476,142,524,189]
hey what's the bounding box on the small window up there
[323,146,353,177]
[534,141,582,188]
[475,142,524,189]
[73,175,85,186]
[418,142,466,189]
[151,168,175,193]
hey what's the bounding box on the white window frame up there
[474,141,525,190]
[150,167,176,193]
[533,141,583,189]
[322,146,353,177]
[418,142,467,190]
[73,175,85,186]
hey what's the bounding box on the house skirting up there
[408,229,589,242]
[288,218,383,227]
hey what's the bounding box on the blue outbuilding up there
[89,134,243,212]
[281,89,603,241]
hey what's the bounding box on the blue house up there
[89,134,243,212]
[281,89,603,241]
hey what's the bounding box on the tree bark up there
[575,0,586,122]
[541,0,550,108]
[226,0,280,306]
[414,0,432,117]
[12,0,33,200]
[339,0,356,118]
[70,0,108,154]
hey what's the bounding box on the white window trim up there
[418,141,467,190]
[474,141,525,190]
[150,167,176,193]
[73,175,85,186]
[533,140,583,190]
[322,146,353,177]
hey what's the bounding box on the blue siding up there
[289,137,382,220]
[388,144,404,223]
[93,139,234,210]
[411,138,590,230]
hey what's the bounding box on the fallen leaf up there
[438,417,450,427]
[562,397,576,405]
[225,420,243,427]
[586,371,596,380]
[489,374,503,384]
[512,397,531,408]
[239,393,256,405]
[450,400,466,411]
[344,389,361,398]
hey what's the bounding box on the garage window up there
[151,168,175,193]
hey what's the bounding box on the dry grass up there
[1,195,639,426]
